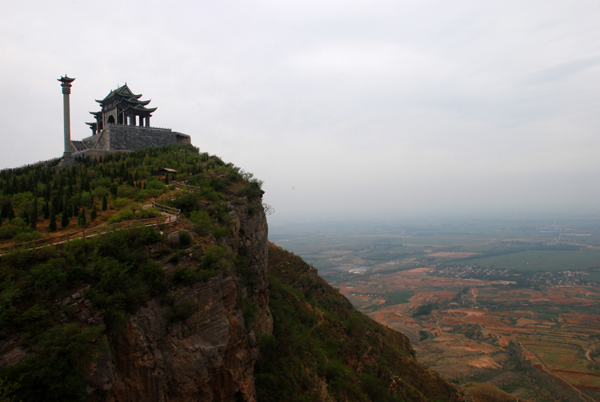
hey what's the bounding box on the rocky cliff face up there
[86,201,271,402]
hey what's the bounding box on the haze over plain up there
[1,0,600,222]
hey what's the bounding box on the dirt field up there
[336,267,600,399]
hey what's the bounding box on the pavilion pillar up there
[58,75,75,159]
[146,116,150,127]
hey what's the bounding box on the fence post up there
[83,229,86,239]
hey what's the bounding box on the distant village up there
[427,263,598,287]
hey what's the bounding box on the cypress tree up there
[49,207,57,232]
[61,211,69,228]
[31,197,38,229]
[102,195,108,211]
[78,209,86,227]
[0,202,7,219]
[56,196,63,215]
[7,203,15,221]
[90,204,97,222]
[43,202,49,219]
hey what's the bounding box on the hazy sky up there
[2,1,600,223]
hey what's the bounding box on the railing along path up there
[0,180,201,256]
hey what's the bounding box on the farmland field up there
[270,216,600,401]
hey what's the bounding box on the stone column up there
[58,75,75,158]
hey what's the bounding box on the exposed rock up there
[166,231,181,246]
[86,199,271,401]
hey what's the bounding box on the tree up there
[0,376,21,402]
[65,202,73,219]
[49,207,57,232]
[90,204,97,222]
[7,203,15,221]
[78,209,87,227]
[43,201,49,219]
[102,195,108,211]
[21,211,29,226]
[61,211,69,228]
[31,196,38,229]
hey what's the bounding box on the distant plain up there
[270,216,600,401]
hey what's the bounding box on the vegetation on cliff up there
[0,145,266,401]
[256,243,465,402]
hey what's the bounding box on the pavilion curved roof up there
[94,84,156,113]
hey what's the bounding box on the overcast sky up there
[2,1,600,223]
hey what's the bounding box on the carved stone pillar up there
[58,75,75,159]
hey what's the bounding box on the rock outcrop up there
[86,200,271,402]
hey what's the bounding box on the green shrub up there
[189,210,211,235]
[165,299,198,322]
[360,373,392,402]
[0,323,104,402]
[111,198,129,209]
[136,207,159,219]
[144,178,165,190]
[139,226,163,245]
[200,246,226,271]
[171,266,199,285]
[108,208,135,223]
[170,193,202,215]
[13,230,42,243]
[241,299,258,324]
[213,225,230,242]
[80,192,92,206]
[0,218,26,239]
[325,360,348,387]
[92,186,109,199]
[116,185,140,199]
[178,230,192,247]
[241,180,263,200]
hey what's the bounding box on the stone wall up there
[104,125,175,151]
[76,125,191,158]
[81,133,103,149]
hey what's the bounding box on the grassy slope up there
[256,243,465,402]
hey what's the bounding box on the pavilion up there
[86,84,157,136]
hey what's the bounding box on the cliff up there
[0,147,273,402]
[86,200,271,401]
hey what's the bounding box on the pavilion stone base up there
[73,125,191,159]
